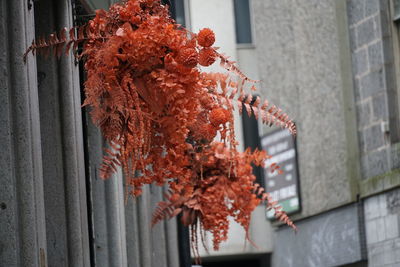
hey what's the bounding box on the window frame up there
[233,0,256,49]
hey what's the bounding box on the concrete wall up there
[189,0,400,266]
[0,1,48,266]
[3,0,398,266]
[252,0,358,218]
[197,0,399,265]
[84,116,180,267]
[347,1,400,266]
[250,0,368,266]
[36,1,92,266]
[364,188,400,266]
[273,203,366,267]
[0,0,181,266]
[347,0,400,179]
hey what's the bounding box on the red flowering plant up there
[25,0,296,258]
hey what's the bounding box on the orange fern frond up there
[210,80,297,136]
[217,51,259,84]
[151,198,183,226]
[258,190,297,231]
[23,25,110,62]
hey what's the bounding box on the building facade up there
[254,0,400,266]
[194,0,400,266]
[1,0,400,267]
[0,1,182,266]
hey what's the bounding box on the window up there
[233,0,253,44]
[394,0,400,21]
[242,96,264,187]
[162,0,186,27]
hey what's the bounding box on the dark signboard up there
[261,129,300,218]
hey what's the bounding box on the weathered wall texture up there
[273,203,366,267]
[364,188,400,266]
[347,1,400,265]
[252,0,353,217]
[0,1,181,266]
[35,0,91,265]
[347,0,399,179]
[0,1,48,266]
[85,117,180,267]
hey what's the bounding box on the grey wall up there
[347,0,400,179]
[250,0,400,266]
[235,0,400,266]
[0,1,48,266]
[35,0,91,266]
[273,203,366,267]
[252,0,358,218]
[250,1,370,265]
[0,0,181,266]
[84,115,180,267]
[347,2,400,265]
[364,188,400,266]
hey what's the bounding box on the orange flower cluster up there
[209,107,231,126]
[198,47,217,67]
[24,0,297,255]
[197,28,215,47]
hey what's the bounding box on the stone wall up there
[0,1,181,266]
[252,0,354,218]
[364,188,400,266]
[273,203,366,267]
[347,1,400,266]
[347,0,399,179]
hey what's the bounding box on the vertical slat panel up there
[34,0,69,265]
[85,116,111,265]
[85,105,129,267]
[137,187,153,267]
[165,211,180,267]
[56,1,90,266]
[73,1,184,265]
[105,170,128,267]
[0,0,47,266]
[0,2,19,266]
[150,186,168,267]
[164,187,186,267]
[125,199,141,267]
[85,107,129,266]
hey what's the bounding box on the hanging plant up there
[25,0,296,259]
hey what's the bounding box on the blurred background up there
[1,0,400,266]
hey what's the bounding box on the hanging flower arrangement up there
[24,0,296,258]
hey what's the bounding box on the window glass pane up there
[242,96,264,186]
[162,0,186,27]
[234,0,252,44]
[394,0,400,21]
[173,0,185,27]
